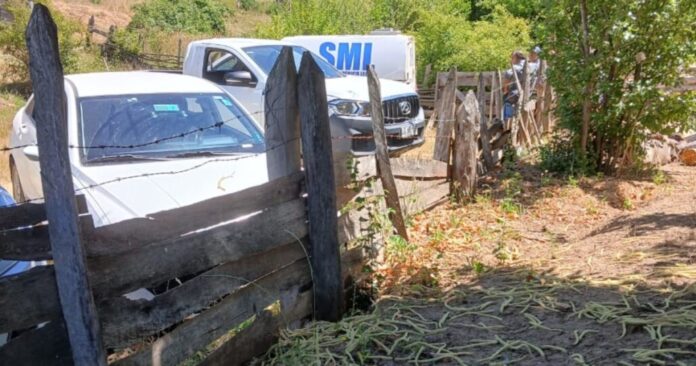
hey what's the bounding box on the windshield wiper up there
[88,154,166,163]
[165,151,241,159]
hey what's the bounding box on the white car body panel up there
[9,72,268,227]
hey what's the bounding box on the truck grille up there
[383,95,420,124]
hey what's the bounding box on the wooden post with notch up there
[421,63,432,89]
[297,52,342,321]
[264,46,301,180]
[536,60,548,134]
[477,72,494,170]
[497,70,505,129]
[25,5,107,365]
[433,68,457,162]
[512,62,532,147]
[452,91,480,200]
[367,65,409,241]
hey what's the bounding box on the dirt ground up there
[260,161,696,365]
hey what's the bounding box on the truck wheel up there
[10,159,26,203]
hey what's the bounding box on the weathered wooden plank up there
[0,266,60,333]
[352,156,448,181]
[0,174,304,261]
[0,195,86,231]
[199,289,313,366]
[0,224,53,260]
[0,319,72,366]
[265,46,301,180]
[368,65,408,241]
[401,180,449,216]
[84,172,303,257]
[113,260,311,366]
[100,241,308,347]
[90,198,308,299]
[452,91,480,199]
[512,61,533,147]
[421,63,432,89]
[297,51,342,322]
[478,73,494,170]
[497,70,505,126]
[436,72,494,88]
[26,5,106,365]
[341,246,365,284]
[433,68,457,162]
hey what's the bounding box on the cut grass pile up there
[258,276,696,365]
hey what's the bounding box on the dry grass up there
[258,163,696,365]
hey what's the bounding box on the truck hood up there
[325,76,415,102]
[73,154,268,227]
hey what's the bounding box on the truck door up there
[201,48,264,125]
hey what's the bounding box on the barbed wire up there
[0,95,536,152]
[8,135,301,206]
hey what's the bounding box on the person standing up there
[503,51,526,120]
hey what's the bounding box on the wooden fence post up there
[25,5,107,366]
[177,37,183,68]
[433,67,457,162]
[488,71,495,123]
[512,62,532,147]
[265,46,301,180]
[536,60,548,134]
[297,52,342,322]
[367,65,409,241]
[497,70,505,128]
[452,91,480,199]
[477,72,494,170]
[421,63,432,89]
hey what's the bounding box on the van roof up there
[189,38,297,49]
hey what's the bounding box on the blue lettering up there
[337,43,362,71]
[319,42,336,65]
[362,43,373,70]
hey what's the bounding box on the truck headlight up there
[329,100,371,117]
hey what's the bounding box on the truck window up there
[243,45,343,79]
[203,49,254,85]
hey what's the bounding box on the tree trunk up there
[579,0,592,155]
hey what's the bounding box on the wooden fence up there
[87,15,184,70]
[0,6,452,365]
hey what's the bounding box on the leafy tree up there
[257,0,531,75]
[542,0,696,171]
[129,0,231,34]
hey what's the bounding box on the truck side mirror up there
[224,71,255,87]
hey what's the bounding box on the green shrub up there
[426,6,532,72]
[538,135,597,177]
[238,0,257,11]
[257,0,532,78]
[542,0,696,172]
[129,0,231,34]
[0,0,81,80]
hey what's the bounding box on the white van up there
[283,30,417,88]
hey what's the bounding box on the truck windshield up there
[243,45,344,79]
[78,93,265,163]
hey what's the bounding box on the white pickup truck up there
[182,38,425,156]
